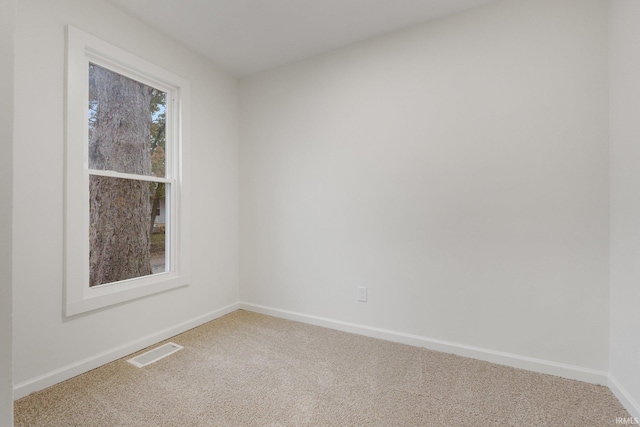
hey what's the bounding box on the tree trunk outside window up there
[88,66,153,286]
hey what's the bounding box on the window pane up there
[88,63,166,178]
[89,176,168,287]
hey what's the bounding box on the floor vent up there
[128,342,183,368]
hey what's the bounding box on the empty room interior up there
[2,0,640,424]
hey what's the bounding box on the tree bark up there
[89,65,153,286]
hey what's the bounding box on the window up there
[65,26,190,316]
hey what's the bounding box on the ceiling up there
[109,0,497,77]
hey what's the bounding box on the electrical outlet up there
[357,286,367,302]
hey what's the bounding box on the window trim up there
[65,25,190,317]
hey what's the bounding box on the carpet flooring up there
[14,310,629,426]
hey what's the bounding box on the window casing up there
[65,26,190,316]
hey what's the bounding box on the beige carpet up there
[15,310,629,426]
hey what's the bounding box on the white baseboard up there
[239,302,608,386]
[13,302,239,400]
[14,301,617,406]
[609,374,640,419]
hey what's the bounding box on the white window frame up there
[65,26,190,317]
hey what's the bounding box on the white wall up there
[609,0,640,418]
[13,0,239,396]
[240,0,609,373]
[0,0,15,423]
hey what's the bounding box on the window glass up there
[88,63,166,178]
[89,177,168,286]
[87,64,169,287]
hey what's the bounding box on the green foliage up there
[149,89,166,207]
[150,89,166,178]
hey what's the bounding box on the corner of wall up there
[608,0,640,419]
[609,374,640,419]
[0,0,16,423]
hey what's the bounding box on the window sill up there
[65,274,190,317]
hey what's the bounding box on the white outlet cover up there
[357,286,367,302]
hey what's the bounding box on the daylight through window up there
[88,64,169,286]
